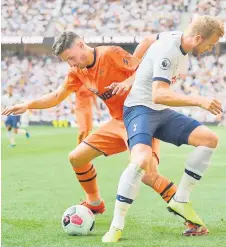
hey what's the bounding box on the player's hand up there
[105,82,131,95]
[200,99,223,115]
[1,103,28,116]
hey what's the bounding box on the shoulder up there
[103,46,128,56]
[151,38,179,60]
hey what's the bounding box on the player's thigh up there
[154,110,202,147]
[83,119,128,156]
[118,118,161,167]
[13,116,20,129]
[5,116,13,130]
[188,125,219,148]
[130,143,153,170]
[123,105,159,150]
[69,142,102,167]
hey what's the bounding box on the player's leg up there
[69,141,103,203]
[167,124,217,232]
[70,119,128,214]
[142,138,177,203]
[153,110,211,230]
[15,127,30,138]
[103,106,158,242]
[174,125,218,203]
[5,116,16,147]
[103,143,153,242]
[13,116,30,138]
[110,121,177,203]
[142,138,205,235]
[69,141,105,213]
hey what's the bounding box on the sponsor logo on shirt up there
[88,88,114,101]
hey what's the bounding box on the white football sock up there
[175,146,215,202]
[7,131,15,145]
[110,163,145,230]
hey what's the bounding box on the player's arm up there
[106,73,136,95]
[106,46,139,95]
[152,55,222,115]
[133,34,157,59]
[107,36,157,95]
[2,72,82,116]
[1,85,72,116]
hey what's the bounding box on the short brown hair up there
[189,15,224,38]
[52,31,81,56]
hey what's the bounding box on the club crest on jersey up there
[160,58,171,70]
[123,58,129,65]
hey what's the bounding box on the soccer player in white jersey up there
[2,85,30,147]
[102,16,224,242]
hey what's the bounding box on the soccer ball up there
[61,205,95,236]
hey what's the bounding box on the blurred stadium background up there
[1,0,226,127]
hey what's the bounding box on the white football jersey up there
[125,31,189,110]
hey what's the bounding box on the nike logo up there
[118,197,126,202]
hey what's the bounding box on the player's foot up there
[102,226,122,243]
[8,144,16,148]
[183,221,209,236]
[80,200,105,214]
[25,130,30,138]
[167,197,204,226]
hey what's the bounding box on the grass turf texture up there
[1,126,226,247]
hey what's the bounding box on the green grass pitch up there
[1,126,226,247]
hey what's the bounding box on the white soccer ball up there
[62,205,95,236]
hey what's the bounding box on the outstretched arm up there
[2,85,71,116]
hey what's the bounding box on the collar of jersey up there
[180,45,187,56]
[179,33,187,56]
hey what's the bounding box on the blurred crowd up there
[191,0,226,32]
[56,0,183,36]
[1,0,57,36]
[1,51,226,125]
[2,0,226,36]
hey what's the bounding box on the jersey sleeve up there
[63,71,83,92]
[107,46,140,73]
[152,51,176,85]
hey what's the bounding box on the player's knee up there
[68,151,84,168]
[202,132,219,148]
[131,144,152,170]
